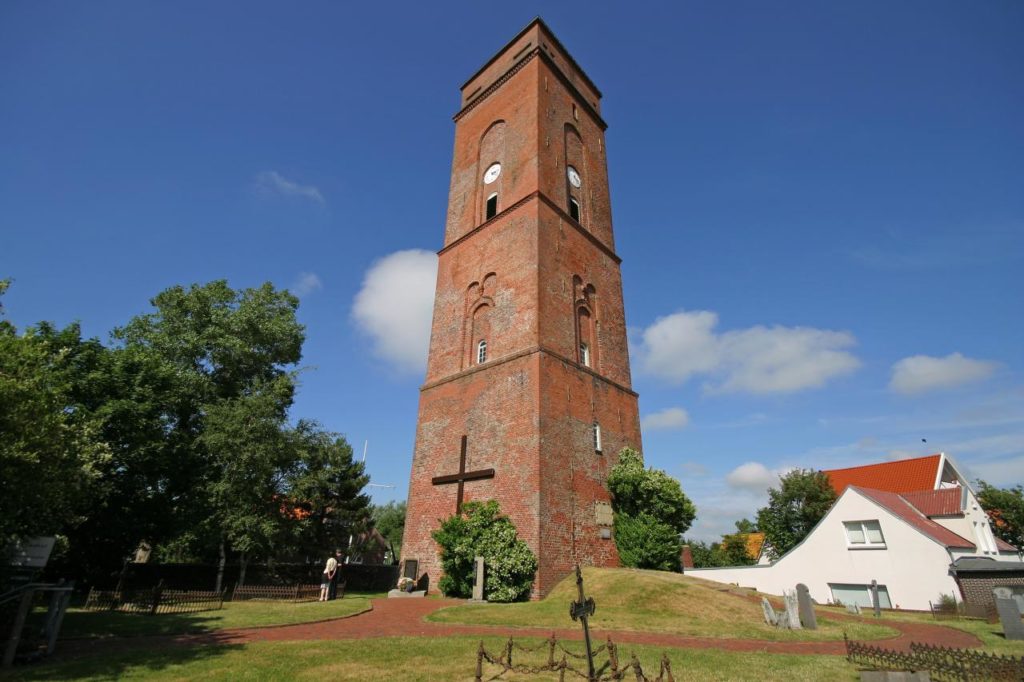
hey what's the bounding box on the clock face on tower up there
[567,166,581,188]
[484,163,502,184]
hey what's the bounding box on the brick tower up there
[400,18,642,598]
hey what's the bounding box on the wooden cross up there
[431,435,495,515]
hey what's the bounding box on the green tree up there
[976,481,1024,550]
[606,448,696,571]
[432,500,537,602]
[719,533,756,566]
[733,518,757,534]
[684,539,726,568]
[0,308,110,557]
[371,501,407,561]
[286,421,372,559]
[756,468,837,560]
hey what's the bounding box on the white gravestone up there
[782,590,802,629]
[761,597,779,626]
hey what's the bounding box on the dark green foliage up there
[607,448,696,571]
[756,468,837,560]
[432,500,537,602]
[976,481,1024,549]
[613,512,682,571]
[371,501,407,556]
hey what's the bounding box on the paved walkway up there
[66,596,980,658]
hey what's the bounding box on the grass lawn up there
[9,636,862,681]
[429,568,896,642]
[47,595,376,639]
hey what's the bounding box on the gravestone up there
[782,590,802,629]
[994,596,1024,641]
[870,580,881,617]
[796,583,817,630]
[471,556,486,602]
[761,597,779,626]
[402,559,418,580]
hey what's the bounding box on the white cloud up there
[351,249,437,374]
[725,461,785,493]
[254,170,325,204]
[889,353,997,395]
[290,272,323,297]
[641,407,690,431]
[637,310,861,394]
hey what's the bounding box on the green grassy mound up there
[428,567,896,642]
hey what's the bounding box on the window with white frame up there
[476,339,487,364]
[592,422,602,453]
[844,520,885,548]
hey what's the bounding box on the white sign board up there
[8,536,56,568]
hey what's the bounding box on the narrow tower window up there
[569,197,580,222]
[580,342,590,367]
[593,422,602,453]
[477,339,487,364]
[486,193,498,220]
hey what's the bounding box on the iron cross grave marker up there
[431,435,495,515]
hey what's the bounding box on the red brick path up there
[63,597,980,659]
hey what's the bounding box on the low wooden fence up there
[231,584,321,602]
[845,635,1024,681]
[83,581,224,615]
[475,634,675,682]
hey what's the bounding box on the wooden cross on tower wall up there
[431,435,495,515]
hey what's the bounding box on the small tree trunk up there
[239,551,248,587]
[215,536,226,593]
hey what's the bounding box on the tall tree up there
[756,469,837,560]
[0,309,109,556]
[371,501,407,562]
[607,448,697,571]
[976,481,1024,550]
[286,421,372,561]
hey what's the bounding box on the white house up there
[687,453,1020,610]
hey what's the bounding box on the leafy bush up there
[608,448,696,571]
[431,500,537,602]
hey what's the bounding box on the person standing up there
[320,555,338,602]
[328,549,343,600]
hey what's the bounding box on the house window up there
[569,197,580,222]
[592,422,602,453]
[844,520,885,548]
[476,339,487,364]
[580,342,590,367]
[829,583,892,609]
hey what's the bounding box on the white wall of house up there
[687,489,962,610]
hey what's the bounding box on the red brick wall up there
[401,19,640,599]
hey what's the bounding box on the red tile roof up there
[995,537,1018,552]
[854,486,975,549]
[824,454,942,495]
[901,488,963,516]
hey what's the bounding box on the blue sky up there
[2,2,1021,541]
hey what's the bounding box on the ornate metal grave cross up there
[569,564,597,681]
[431,435,495,515]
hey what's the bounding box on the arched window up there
[580,342,590,367]
[477,339,487,364]
[486,193,498,220]
[569,197,580,222]
[592,422,602,453]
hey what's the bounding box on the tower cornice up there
[437,190,622,265]
[454,48,608,131]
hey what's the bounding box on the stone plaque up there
[796,583,817,630]
[595,502,613,527]
[402,559,418,580]
[471,556,485,602]
[995,597,1024,641]
[761,597,778,626]
[783,590,802,629]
